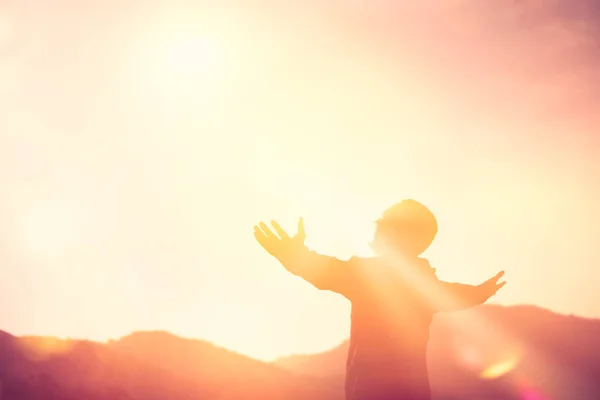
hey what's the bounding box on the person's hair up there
[372,199,438,256]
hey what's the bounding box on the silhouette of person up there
[254,199,505,400]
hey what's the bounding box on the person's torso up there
[346,257,438,370]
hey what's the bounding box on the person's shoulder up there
[416,257,439,279]
[347,256,375,262]
[347,256,383,269]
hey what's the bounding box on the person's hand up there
[479,271,506,300]
[253,217,306,260]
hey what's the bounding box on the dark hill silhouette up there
[275,304,600,400]
[0,331,213,400]
[107,331,340,400]
[0,330,340,400]
[1,305,599,399]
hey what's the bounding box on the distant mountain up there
[0,330,340,400]
[107,331,340,400]
[274,304,600,400]
[1,305,599,399]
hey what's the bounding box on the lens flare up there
[480,354,521,379]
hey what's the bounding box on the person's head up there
[371,199,438,258]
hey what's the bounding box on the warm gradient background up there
[0,0,598,361]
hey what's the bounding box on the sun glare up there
[125,9,237,119]
[134,11,229,93]
[18,336,74,362]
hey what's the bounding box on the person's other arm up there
[436,271,506,312]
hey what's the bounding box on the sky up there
[0,0,599,361]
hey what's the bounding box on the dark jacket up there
[277,247,491,400]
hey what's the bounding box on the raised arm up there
[436,271,506,312]
[253,218,357,297]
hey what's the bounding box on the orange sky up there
[0,0,599,360]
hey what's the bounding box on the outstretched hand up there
[479,271,506,300]
[253,218,306,260]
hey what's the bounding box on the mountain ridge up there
[1,304,599,399]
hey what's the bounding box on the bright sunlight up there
[133,10,230,95]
